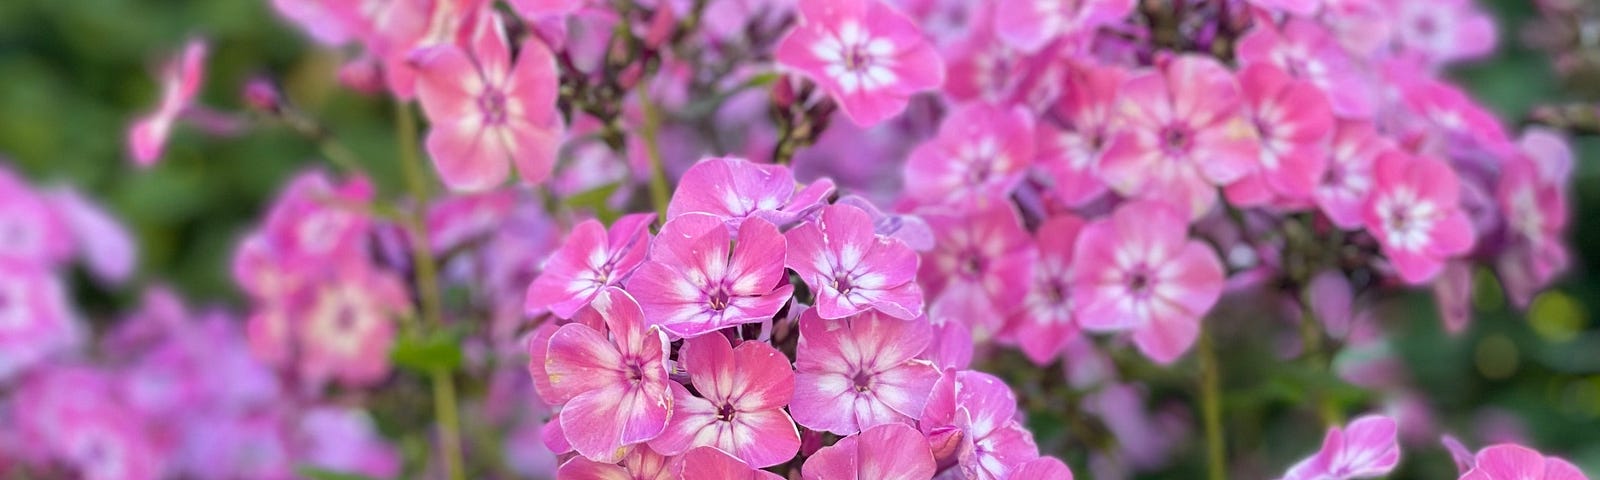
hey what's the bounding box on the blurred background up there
[0,0,1596,478]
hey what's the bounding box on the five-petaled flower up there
[629,213,794,339]
[790,309,941,435]
[775,0,945,126]
[786,204,923,320]
[1362,150,1475,284]
[648,333,801,468]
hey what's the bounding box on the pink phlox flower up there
[1007,456,1075,480]
[293,264,411,388]
[1006,215,1086,365]
[128,39,207,167]
[1392,0,1496,66]
[43,187,137,285]
[1495,129,1573,308]
[555,445,674,480]
[1236,18,1375,119]
[271,0,368,45]
[1224,63,1334,209]
[835,194,935,251]
[1245,0,1321,16]
[790,309,941,435]
[667,156,836,230]
[261,170,375,271]
[993,0,1135,52]
[648,333,800,468]
[919,369,1040,480]
[508,0,586,19]
[525,212,655,319]
[1316,120,1389,230]
[0,258,79,382]
[1460,444,1590,480]
[426,190,518,254]
[786,204,923,320]
[629,213,794,338]
[1362,150,1475,284]
[904,103,1036,205]
[919,200,1036,341]
[1036,61,1122,207]
[801,423,936,480]
[678,446,786,480]
[1280,415,1401,480]
[297,407,404,479]
[774,0,946,126]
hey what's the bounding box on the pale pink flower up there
[1316,121,1388,230]
[525,213,655,318]
[1496,129,1572,308]
[271,0,366,45]
[1009,457,1075,479]
[791,309,941,435]
[1035,61,1123,207]
[1071,200,1224,364]
[919,200,1036,340]
[629,213,794,338]
[668,157,835,229]
[786,204,923,320]
[297,407,403,479]
[1393,0,1496,66]
[0,166,74,266]
[1363,150,1475,284]
[1460,444,1590,480]
[774,0,945,126]
[261,170,375,270]
[1101,55,1258,220]
[1246,0,1321,15]
[1236,19,1375,119]
[1007,215,1085,365]
[919,369,1039,480]
[43,188,137,285]
[411,13,563,191]
[648,334,800,468]
[294,265,410,388]
[992,0,1134,52]
[677,446,786,480]
[0,259,79,381]
[800,423,936,480]
[1280,415,1401,480]
[904,103,1035,205]
[555,445,673,480]
[508,0,585,19]
[1224,63,1333,208]
[536,288,673,462]
[128,39,207,167]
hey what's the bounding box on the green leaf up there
[389,331,463,373]
[295,466,387,480]
[562,182,623,225]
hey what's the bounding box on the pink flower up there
[800,423,936,480]
[525,213,654,318]
[677,446,785,480]
[0,166,74,266]
[1246,0,1321,15]
[629,213,794,338]
[1496,129,1572,308]
[1280,415,1401,480]
[411,13,563,191]
[508,0,585,19]
[1316,121,1388,230]
[43,188,137,285]
[536,288,673,462]
[790,309,940,435]
[297,407,403,479]
[0,259,79,382]
[1393,0,1496,66]
[920,369,1040,480]
[1362,150,1475,284]
[1224,63,1333,208]
[992,0,1134,52]
[774,0,945,126]
[1460,444,1590,480]
[648,334,800,468]
[1010,457,1075,479]
[1071,201,1224,364]
[786,204,923,320]
[1035,61,1123,207]
[1007,215,1085,365]
[904,103,1035,205]
[1236,19,1374,119]
[128,39,207,167]
[556,446,673,480]
[1101,55,1258,220]
[919,200,1036,340]
[293,265,410,388]
[261,170,375,270]
[667,157,835,229]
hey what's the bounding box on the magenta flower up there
[790,309,940,435]
[294,265,410,388]
[0,259,79,382]
[1246,0,1320,16]
[667,157,835,229]
[1236,18,1374,120]
[525,212,654,318]
[1393,0,1496,66]
[411,13,563,191]
[261,170,375,269]
[919,201,1036,340]
[1316,120,1388,230]
[1036,61,1123,207]
[128,39,207,167]
[1362,150,1475,284]
[0,166,74,266]
[800,423,935,480]
[629,213,793,338]
[1013,456,1075,479]
[555,445,673,480]
[774,0,945,126]
[1101,55,1258,220]
[1460,444,1589,480]
[1008,215,1085,365]
[537,288,673,462]
[992,0,1133,51]
[677,446,785,480]
[43,187,137,285]
[786,204,922,320]
[507,0,584,19]
[648,333,800,468]
[904,103,1035,205]
[1281,415,1401,480]
[919,369,1040,480]
[1071,200,1224,364]
[1225,63,1333,208]
[1496,129,1572,308]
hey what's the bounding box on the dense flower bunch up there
[1,0,1596,478]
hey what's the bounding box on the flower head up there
[668,157,834,229]
[1007,215,1085,365]
[648,333,800,468]
[128,39,207,167]
[775,0,945,126]
[904,103,1035,205]
[526,213,655,318]
[629,213,793,338]
[920,200,1036,340]
[791,309,941,435]
[786,204,923,320]
[1316,120,1388,229]
[1362,150,1475,284]
[1281,415,1401,480]
[1224,63,1333,208]
[0,259,79,382]
[1461,444,1590,480]
[919,369,1040,480]
[993,0,1134,52]
[801,423,935,480]
[1036,61,1123,207]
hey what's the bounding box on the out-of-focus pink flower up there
[128,39,207,167]
[271,0,366,45]
[629,213,793,338]
[677,446,786,480]
[556,445,673,479]
[44,188,137,285]
[1036,61,1122,207]
[668,157,835,229]
[1010,456,1075,479]
[1101,55,1258,220]
[1236,19,1374,119]
[1316,121,1388,229]
[411,13,563,191]
[1071,201,1224,364]
[1434,260,1474,334]
[535,288,673,462]
[508,0,585,19]
[835,195,935,251]
[992,0,1134,52]
[1246,0,1321,16]
[919,200,1036,340]
[0,167,74,266]
[1363,150,1475,284]
[1225,63,1332,208]
[525,213,654,318]
[1307,269,1355,339]
[292,265,410,388]
[786,204,923,320]
[426,190,517,253]
[774,0,945,126]
[1496,129,1572,308]
[260,170,376,271]
[1007,215,1085,365]
[920,369,1039,479]
[11,367,163,480]
[1460,444,1590,480]
[649,334,800,468]
[297,407,403,479]
[791,309,940,435]
[1443,436,1477,474]
[1280,415,1401,480]
[0,259,79,382]
[801,423,936,480]
[1392,0,1496,66]
[904,103,1035,205]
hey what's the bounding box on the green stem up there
[1199,326,1227,480]
[1298,291,1342,426]
[637,85,671,220]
